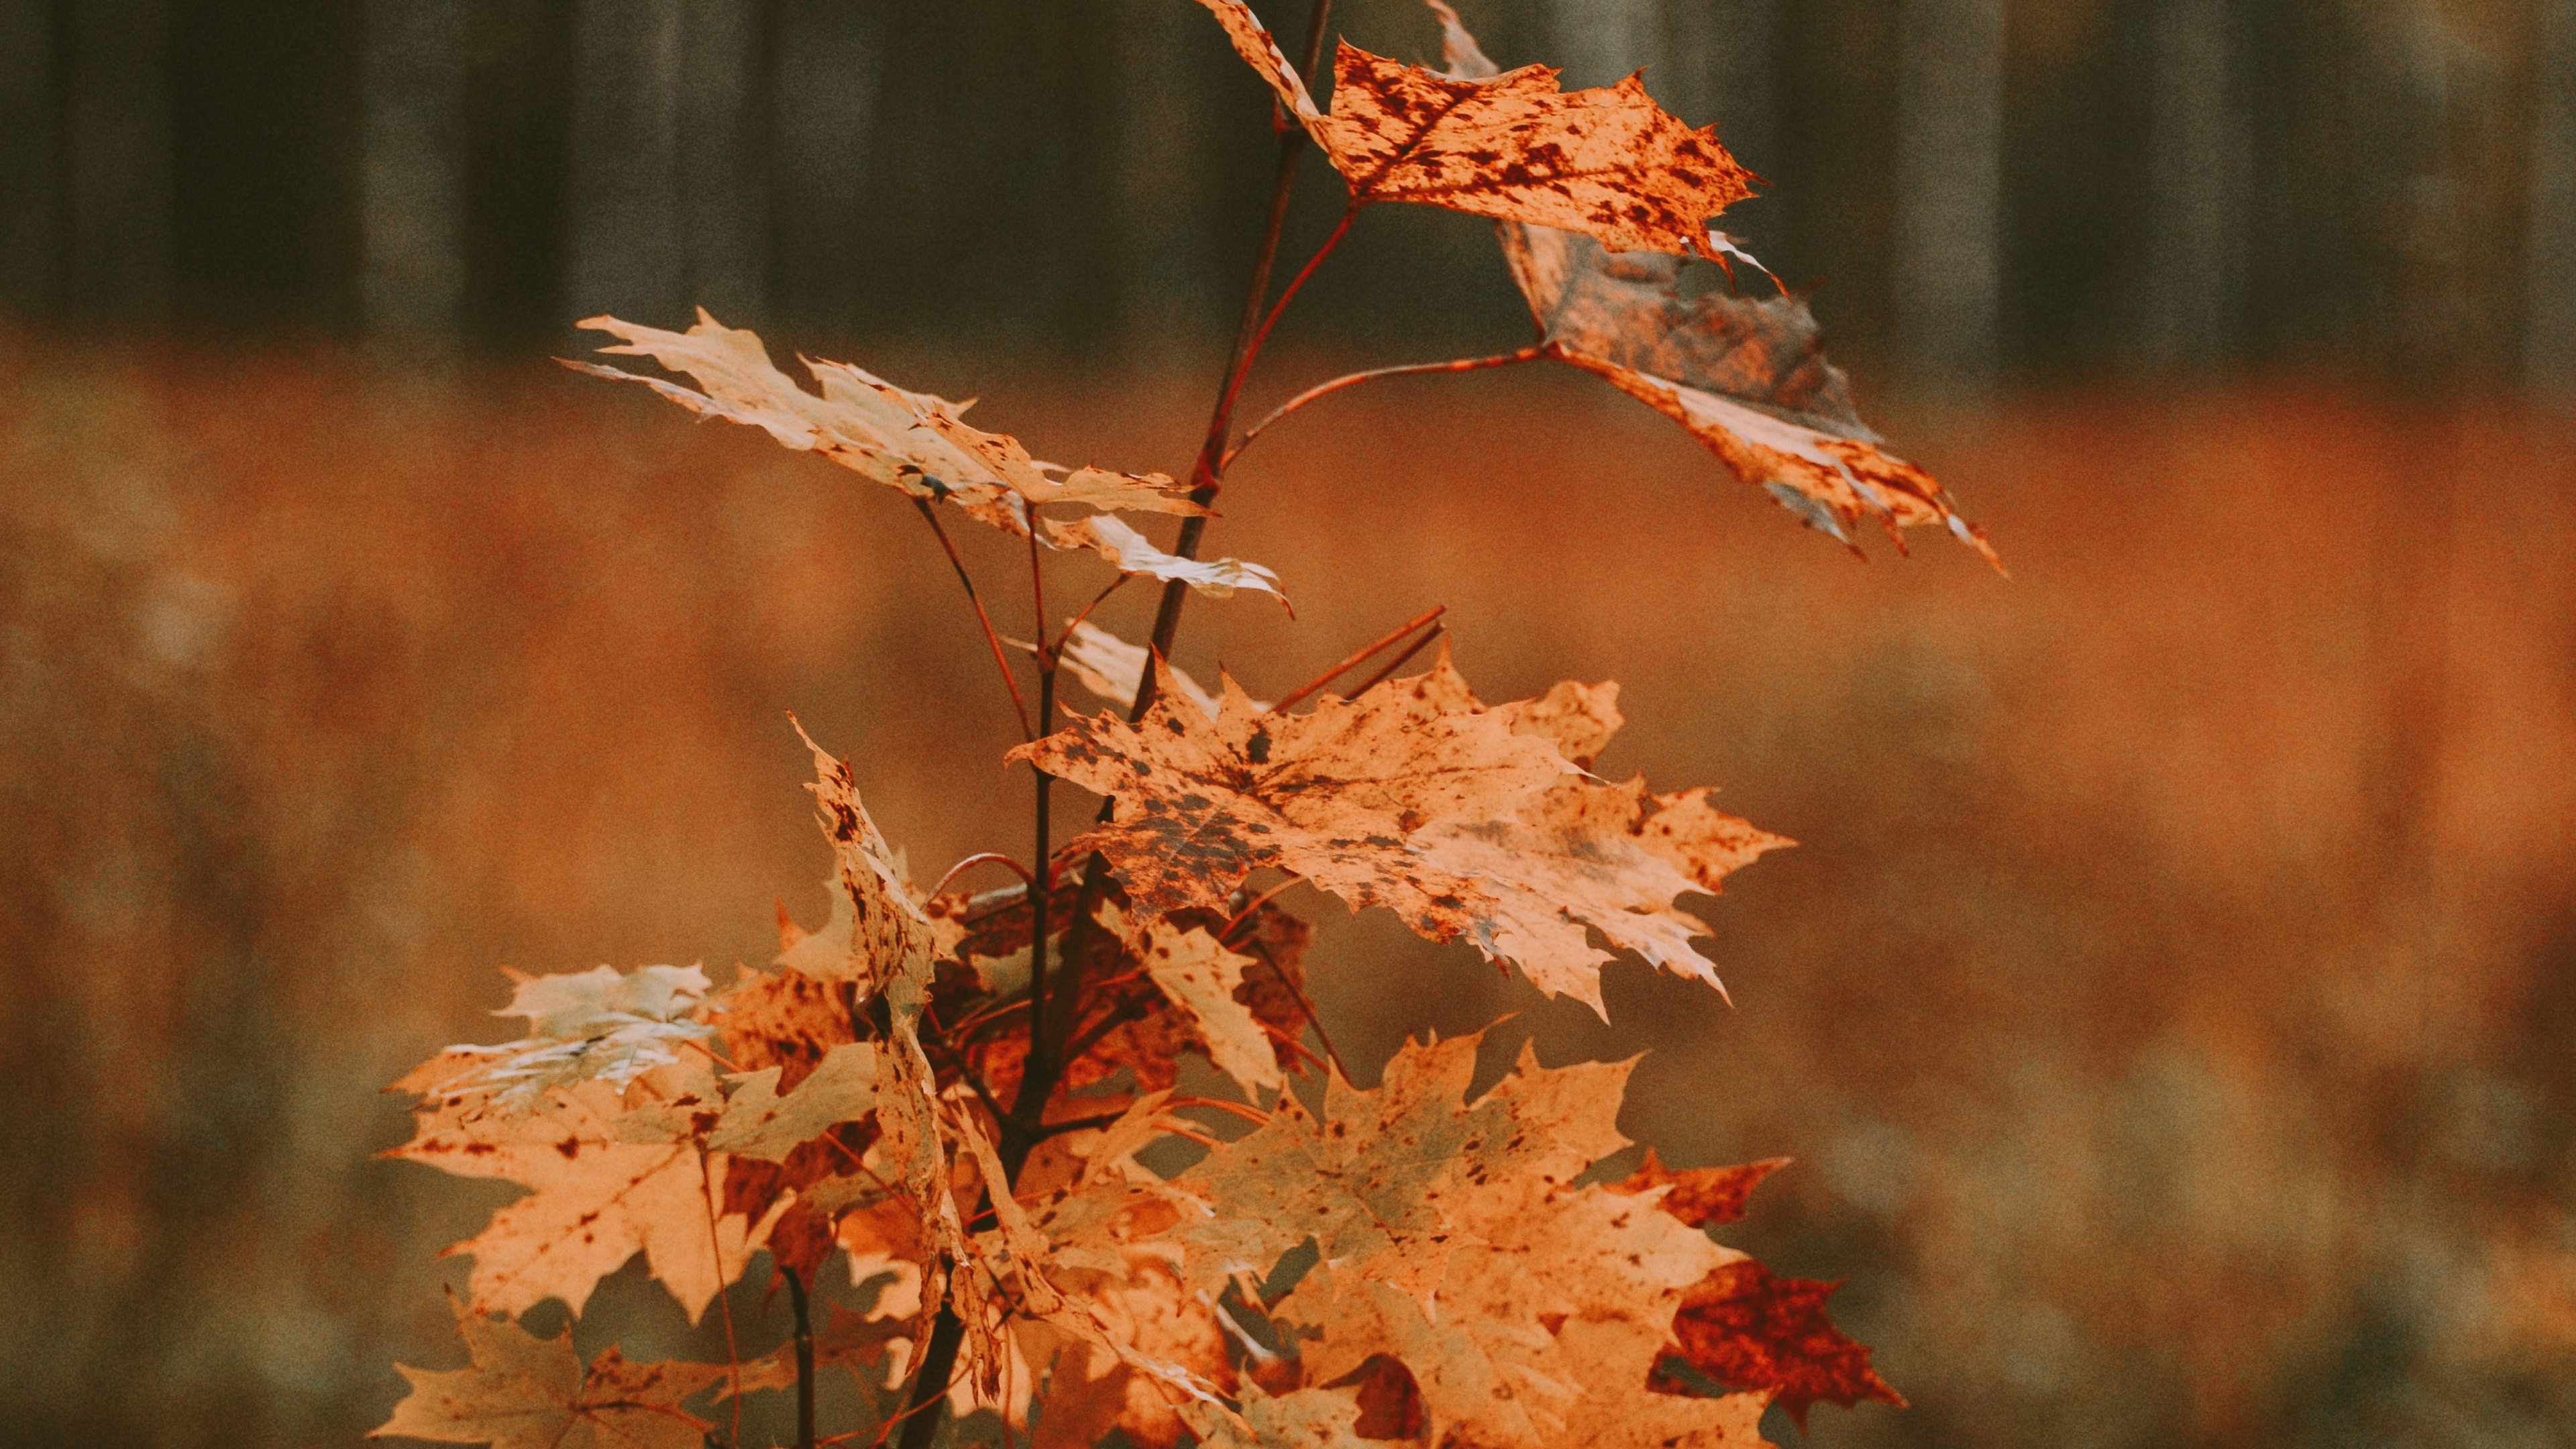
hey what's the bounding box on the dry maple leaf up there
[1042,513,1287,604]
[1048,621,1256,720]
[1657,1260,1907,1428]
[1012,653,1573,924]
[1419,0,1999,566]
[375,1291,729,1449]
[732,1301,910,1395]
[386,1065,786,1322]
[1019,650,1782,1016]
[706,963,855,1091]
[1193,0,1752,258]
[793,716,948,996]
[1199,1035,1764,1446]
[1132,918,1285,1095]
[1182,1384,1377,1448]
[570,311,1204,535]
[1611,1148,1790,1230]
[706,1040,881,1163]
[438,964,716,1112]
[1171,1032,1627,1305]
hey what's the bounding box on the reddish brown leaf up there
[1193,1,1754,257]
[1411,1,1996,566]
[708,965,854,1091]
[1658,1260,1907,1429]
[1610,1149,1790,1231]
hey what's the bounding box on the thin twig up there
[1034,1108,1134,1140]
[780,1265,817,1449]
[1221,876,1309,938]
[698,1155,747,1446]
[916,497,1034,741]
[1347,623,1445,697]
[1018,509,1059,1148]
[1058,991,1155,1072]
[1227,206,1358,435]
[920,1033,1010,1130]
[1053,574,1130,655]
[1223,345,1547,470]
[1167,1094,1273,1127]
[928,851,1036,900]
[1271,606,1447,712]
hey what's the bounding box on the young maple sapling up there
[375,4,1992,1447]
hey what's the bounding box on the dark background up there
[4,3,2576,1449]
[3,0,2571,386]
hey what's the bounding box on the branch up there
[779,1265,816,1449]
[1271,604,1447,712]
[927,852,1036,900]
[914,498,1034,741]
[1222,345,1547,470]
[1348,623,1445,697]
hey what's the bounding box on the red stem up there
[1223,345,1547,470]
[1271,604,1446,712]
[914,498,1034,741]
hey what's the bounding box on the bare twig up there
[1271,606,1447,712]
[915,498,1034,741]
[1053,574,1130,656]
[928,851,1036,900]
[1224,346,1547,469]
[1347,623,1445,697]
[779,1265,817,1449]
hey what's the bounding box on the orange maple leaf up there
[1416,0,1999,566]
[375,1292,729,1449]
[1193,0,1753,258]
[568,312,1205,535]
[1016,651,1784,1014]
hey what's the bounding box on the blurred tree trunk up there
[767,0,881,343]
[564,0,684,328]
[1546,0,1665,91]
[2531,0,2576,392]
[0,0,54,319]
[1663,0,1779,254]
[1891,0,2004,390]
[360,0,470,343]
[2138,0,2244,369]
[1108,0,1220,360]
[60,0,172,324]
[677,1,768,323]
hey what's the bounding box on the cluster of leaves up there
[380,3,1982,1446]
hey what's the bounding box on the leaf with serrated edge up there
[1133,919,1285,1095]
[1019,649,1781,1016]
[794,726,971,1360]
[569,311,1204,535]
[1415,1,1997,566]
[374,1291,728,1449]
[1192,1,1753,258]
[386,1069,785,1323]
[1014,652,1574,926]
[706,1041,881,1163]
[1042,513,1287,604]
[1051,621,1254,722]
[438,965,716,1112]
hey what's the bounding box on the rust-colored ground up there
[3,334,2572,1448]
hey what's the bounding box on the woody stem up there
[780,1265,816,1449]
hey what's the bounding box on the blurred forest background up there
[2,0,2573,381]
[3,2,2576,1449]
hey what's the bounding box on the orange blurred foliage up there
[1,331,2572,1446]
